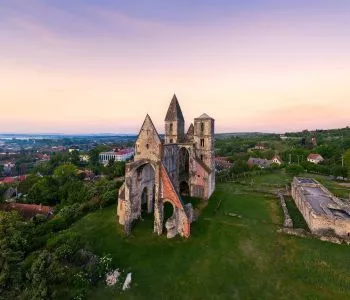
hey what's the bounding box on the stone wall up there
[291,178,350,237]
[278,193,293,228]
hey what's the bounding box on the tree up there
[70,150,81,166]
[53,164,78,185]
[27,177,58,205]
[286,164,304,176]
[332,166,348,179]
[24,250,65,299]
[0,211,30,296]
[18,174,40,195]
[344,149,350,171]
[88,145,110,166]
[58,180,88,205]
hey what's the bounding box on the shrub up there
[285,164,304,176]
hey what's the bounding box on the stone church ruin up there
[117,94,215,238]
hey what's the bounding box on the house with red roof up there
[99,148,134,165]
[0,175,27,185]
[307,153,324,164]
[0,203,53,219]
[271,155,283,165]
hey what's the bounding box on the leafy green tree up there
[24,250,65,300]
[27,177,58,205]
[332,166,348,179]
[53,164,78,185]
[89,145,110,166]
[315,144,341,159]
[59,180,88,205]
[0,184,8,203]
[18,174,40,195]
[286,164,304,176]
[0,211,30,296]
[344,149,350,171]
[70,150,81,166]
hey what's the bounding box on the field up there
[69,172,350,299]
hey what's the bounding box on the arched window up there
[170,139,173,144]
[169,123,173,133]
[201,123,204,132]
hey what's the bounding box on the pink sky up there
[0,0,349,134]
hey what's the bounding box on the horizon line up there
[1,126,349,136]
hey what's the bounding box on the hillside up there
[68,172,350,299]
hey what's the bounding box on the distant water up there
[0,133,138,140]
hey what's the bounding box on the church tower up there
[164,94,185,144]
[194,113,215,196]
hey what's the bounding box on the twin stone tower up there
[117,94,215,238]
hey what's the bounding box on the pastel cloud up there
[0,0,349,133]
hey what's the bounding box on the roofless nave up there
[117,94,215,238]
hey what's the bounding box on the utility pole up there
[289,154,291,164]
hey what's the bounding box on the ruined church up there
[117,95,215,238]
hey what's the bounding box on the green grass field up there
[69,173,350,300]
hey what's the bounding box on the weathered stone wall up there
[162,144,180,192]
[165,120,185,144]
[278,193,293,228]
[193,117,215,199]
[191,159,209,199]
[291,178,350,237]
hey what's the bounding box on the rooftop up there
[196,113,213,120]
[165,94,184,122]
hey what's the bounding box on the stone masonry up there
[117,95,215,238]
[291,177,350,237]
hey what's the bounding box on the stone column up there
[153,165,163,235]
[123,177,132,236]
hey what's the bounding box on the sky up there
[0,0,349,134]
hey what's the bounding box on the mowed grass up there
[284,196,309,230]
[69,173,350,300]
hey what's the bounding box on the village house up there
[68,145,80,153]
[248,157,271,169]
[79,154,90,162]
[271,155,283,165]
[36,153,50,161]
[280,135,288,141]
[254,143,267,150]
[307,153,324,164]
[2,161,15,175]
[248,155,282,169]
[0,175,27,185]
[99,148,134,165]
[0,203,53,219]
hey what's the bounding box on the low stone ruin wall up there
[278,193,293,228]
[291,178,350,237]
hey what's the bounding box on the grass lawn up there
[69,173,350,300]
[284,196,309,230]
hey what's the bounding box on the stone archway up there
[126,162,156,231]
[163,200,177,238]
